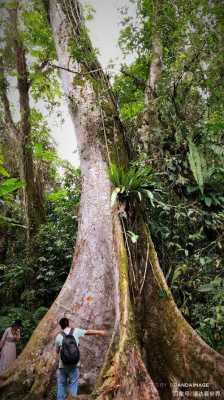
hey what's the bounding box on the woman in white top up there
[0,320,22,373]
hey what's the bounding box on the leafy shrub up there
[149,188,224,350]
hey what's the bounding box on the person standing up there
[0,320,22,373]
[55,317,107,400]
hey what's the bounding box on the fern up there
[0,178,24,198]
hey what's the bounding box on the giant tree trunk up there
[1,1,224,399]
[0,1,157,398]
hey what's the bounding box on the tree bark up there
[0,58,21,175]
[93,215,159,400]
[1,1,224,399]
[138,33,162,153]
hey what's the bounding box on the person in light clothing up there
[0,320,22,373]
[55,317,107,400]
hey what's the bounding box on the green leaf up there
[127,231,139,243]
[0,215,26,228]
[204,196,212,207]
[33,143,56,161]
[111,188,120,207]
[0,165,10,177]
[0,178,24,197]
[171,264,188,284]
[46,189,67,201]
[137,191,142,201]
[198,284,215,293]
[187,141,207,195]
[159,289,169,299]
[144,189,155,206]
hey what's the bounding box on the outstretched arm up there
[85,330,108,336]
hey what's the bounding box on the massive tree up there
[0,1,224,399]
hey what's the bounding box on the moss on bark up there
[93,215,159,400]
[133,222,224,399]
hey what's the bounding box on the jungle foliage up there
[112,0,224,351]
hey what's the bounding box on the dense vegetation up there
[0,0,223,360]
[112,0,224,352]
[0,162,80,349]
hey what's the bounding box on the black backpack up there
[60,328,80,366]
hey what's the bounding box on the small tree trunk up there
[11,7,45,240]
[138,31,162,153]
[0,58,21,175]
[138,0,163,155]
[0,7,45,242]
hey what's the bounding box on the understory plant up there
[187,141,224,207]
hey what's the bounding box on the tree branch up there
[47,61,104,76]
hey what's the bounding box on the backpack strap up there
[60,329,74,336]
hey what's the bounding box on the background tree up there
[1,9,43,241]
[0,0,59,242]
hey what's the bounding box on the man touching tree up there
[55,318,107,400]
